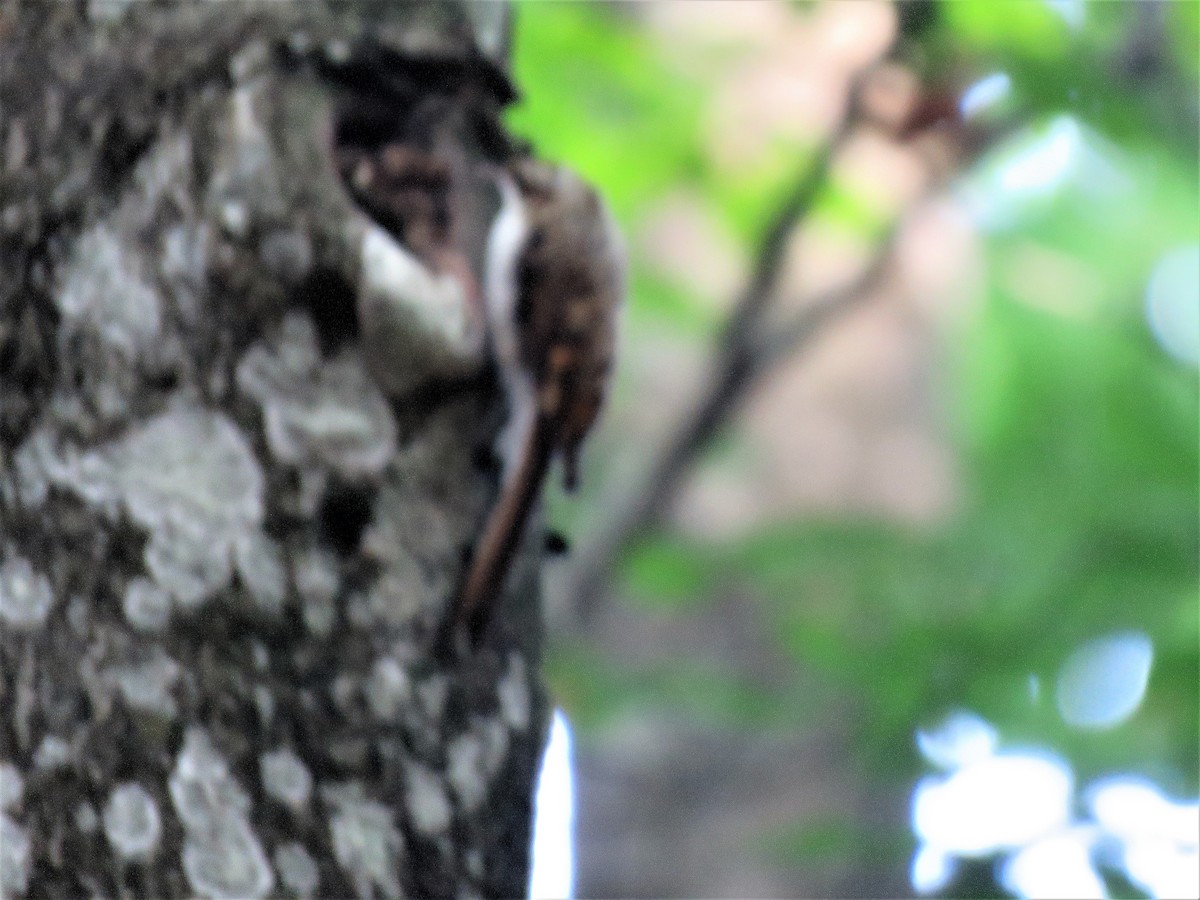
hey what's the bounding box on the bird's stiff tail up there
[452,413,555,645]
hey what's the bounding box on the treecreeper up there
[450,158,625,648]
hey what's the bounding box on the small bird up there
[452,158,624,645]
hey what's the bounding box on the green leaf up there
[621,535,715,610]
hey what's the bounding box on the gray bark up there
[0,2,548,896]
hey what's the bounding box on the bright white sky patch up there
[912,751,1073,855]
[911,709,1200,899]
[1089,775,1200,847]
[1095,779,1200,900]
[958,116,1082,230]
[916,710,999,771]
[529,709,575,900]
[1055,631,1153,730]
[960,112,1137,234]
[1043,0,1085,31]
[997,116,1079,196]
[910,843,958,895]
[1122,838,1200,899]
[960,72,1012,121]
[999,828,1105,899]
[1145,244,1200,367]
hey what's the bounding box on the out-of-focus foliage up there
[511,0,1198,895]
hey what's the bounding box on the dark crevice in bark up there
[318,482,374,556]
[296,267,361,357]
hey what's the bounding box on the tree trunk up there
[0,2,548,896]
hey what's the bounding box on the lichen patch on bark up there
[169,728,275,899]
[323,782,406,900]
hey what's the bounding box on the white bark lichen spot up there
[219,201,250,238]
[357,223,482,395]
[104,651,181,719]
[325,38,351,64]
[301,598,335,638]
[497,656,531,731]
[293,546,339,637]
[296,468,329,518]
[169,728,274,899]
[75,802,99,834]
[465,848,484,879]
[228,41,269,86]
[447,719,509,812]
[52,406,263,610]
[331,675,358,713]
[274,842,319,897]
[0,763,23,811]
[404,762,451,835]
[66,595,90,637]
[260,748,312,812]
[102,782,161,860]
[161,222,211,321]
[231,78,269,139]
[0,814,31,895]
[33,736,71,771]
[56,224,161,357]
[345,592,374,628]
[259,230,313,283]
[12,429,55,508]
[54,440,119,510]
[365,656,411,722]
[251,641,269,673]
[293,546,338,604]
[323,782,405,900]
[122,578,172,632]
[205,78,281,228]
[366,569,423,627]
[254,685,276,727]
[132,133,193,223]
[287,30,312,56]
[144,529,233,610]
[0,553,55,629]
[360,225,472,344]
[236,314,396,477]
[234,530,288,614]
[415,675,448,723]
[87,0,135,22]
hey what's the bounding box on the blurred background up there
[507,2,1199,897]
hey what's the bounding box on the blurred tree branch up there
[563,64,936,626]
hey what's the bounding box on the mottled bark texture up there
[0,2,549,896]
